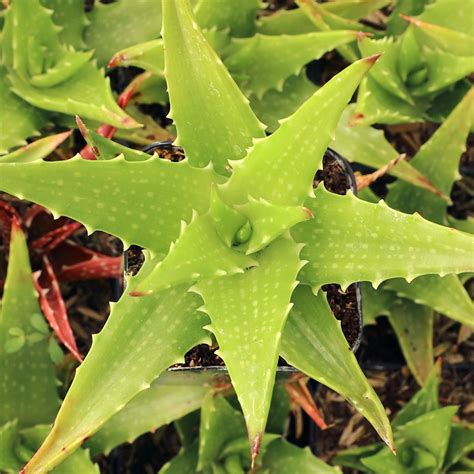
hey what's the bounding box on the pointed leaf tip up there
[364,52,383,64]
[251,432,263,468]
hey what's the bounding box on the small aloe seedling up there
[161,391,341,474]
[0,0,139,153]
[353,0,474,125]
[2,1,473,471]
[0,219,100,473]
[334,362,474,473]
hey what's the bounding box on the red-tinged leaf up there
[0,200,20,242]
[23,204,48,227]
[50,241,123,282]
[35,256,82,362]
[30,222,82,254]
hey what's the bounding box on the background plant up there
[334,362,474,473]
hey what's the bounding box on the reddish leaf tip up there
[364,52,383,64]
[303,207,314,220]
[348,112,365,127]
[250,432,263,468]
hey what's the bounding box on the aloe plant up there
[353,0,474,126]
[334,363,474,473]
[1,1,473,471]
[0,0,139,153]
[332,87,474,385]
[161,392,340,474]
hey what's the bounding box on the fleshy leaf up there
[197,236,303,460]
[162,0,265,175]
[0,420,22,472]
[84,0,162,67]
[257,9,315,36]
[416,0,472,33]
[0,70,45,154]
[194,0,260,37]
[386,0,430,36]
[387,88,474,225]
[354,76,425,126]
[88,371,215,456]
[280,286,393,450]
[109,39,164,74]
[385,275,474,328]
[131,213,256,295]
[160,442,199,474]
[236,197,313,254]
[388,300,434,386]
[260,439,341,474]
[331,105,441,194]
[0,155,218,253]
[360,282,396,324]
[293,186,474,291]
[198,394,247,470]
[333,443,383,472]
[249,73,317,133]
[22,255,210,473]
[0,220,59,428]
[358,37,413,104]
[444,424,474,470]
[222,55,379,207]
[224,30,361,97]
[0,131,71,164]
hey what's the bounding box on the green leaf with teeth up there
[224,30,360,97]
[197,237,303,459]
[0,223,59,429]
[385,275,474,328]
[110,39,164,74]
[84,0,162,67]
[294,186,474,291]
[162,0,265,175]
[0,420,22,472]
[0,155,218,254]
[280,286,394,451]
[132,213,256,295]
[222,56,378,207]
[0,69,45,154]
[23,254,210,473]
[2,0,138,128]
[194,0,260,37]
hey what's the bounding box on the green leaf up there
[109,39,164,75]
[323,0,392,20]
[194,0,260,37]
[198,394,247,470]
[0,69,45,154]
[331,105,441,194]
[384,275,474,328]
[85,0,162,67]
[417,0,472,34]
[160,441,199,474]
[8,63,139,129]
[333,443,383,472]
[444,424,474,470]
[359,37,414,104]
[396,406,458,469]
[162,0,265,175]
[280,286,394,451]
[257,9,315,36]
[132,213,256,295]
[0,155,218,254]
[392,362,440,428]
[387,300,434,386]
[236,198,312,254]
[354,75,425,126]
[0,222,59,428]
[386,87,473,224]
[386,0,431,36]
[0,420,22,472]
[360,283,396,324]
[261,439,341,473]
[41,0,88,50]
[249,73,318,133]
[0,131,71,164]
[293,186,474,291]
[88,371,215,456]
[22,255,210,473]
[197,237,303,459]
[224,30,361,97]
[222,56,378,207]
